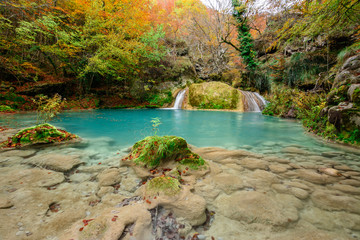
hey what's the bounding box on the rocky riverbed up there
[0,129,360,240]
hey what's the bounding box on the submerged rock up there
[311,190,360,214]
[26,153,83,172]
[214,191,299,226]
[281,147,309,155]
[296,169,339,185]
[3,168,65,187]
[97,168,122,187]
[193,147,251,162]
[61,204,153,240]
[0,149,36,158]
[239,157,268,170]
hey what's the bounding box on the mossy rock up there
[0,105,15,113]
[1,123,78,148]
[327,85,349,105]
[146,176,181,196]
[349,85,360,106]
[127,135,205,169]
[188,82,240,109]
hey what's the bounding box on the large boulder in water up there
[123,135,205,169]
[188,82,243,110]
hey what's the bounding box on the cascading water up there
[170,89,186,109]
[240,90,267,112]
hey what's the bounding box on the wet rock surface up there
[26,153,83,172]
[0,145,359,240]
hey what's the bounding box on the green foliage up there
[32,94,66,124]
[146,91,173,107]
[139,25,167,64]
[146,176,181,196]
[337,42,360,64]
[263,86,359,144]
[278,0,360,43]
[127,135,205,169]
[295,92,328,136]
[0,0,167,97]
[327,85,349,105]
[337,129,360,145]
[262,87,298,117]
[353,88,360,106]
[151,117,162,136]
[0,93,26,109]
[198,102,225,109]
[268,52,328,87]
[0,105,15,112]
[1,123,77,148]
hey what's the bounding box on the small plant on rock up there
[33,93,66,124]
[151,117,161,135]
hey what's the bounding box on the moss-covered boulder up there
[125,135,205,169]
[348,84,360,106]
[146,176,181,196]
[0,105,15,113]
[1,123,78,148]
[188,82,242,109]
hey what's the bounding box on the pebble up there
[17,222,23,227]
[197,235,206,240]
[15,231,23,236]
[19,227,24,231]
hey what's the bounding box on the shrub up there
[33,93,66,124]
[147,91,173,107]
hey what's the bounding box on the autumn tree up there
[0,0,167,95]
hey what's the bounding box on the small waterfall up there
[171,89,186,109]
[240,90,267,112]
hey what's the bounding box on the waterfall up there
[171,89,186,109]
[240,90,267,112]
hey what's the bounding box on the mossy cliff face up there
[1,123,78,148]
[324,54,360,143]
[188,82,243,110]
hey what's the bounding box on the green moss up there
[352,88,360,106]
[0,105,15,112]
[1,123,78,148]
[327,85,349,105]
[128,135,205,169]
[189,82,239,109]
[146,176,181,196]
[146,91,173,107]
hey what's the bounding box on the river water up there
[1,109,359,164]
[1,109,360,239]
